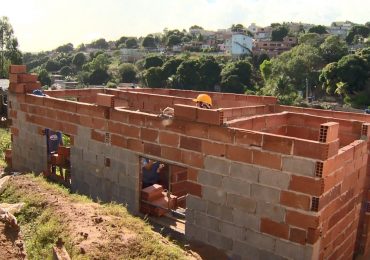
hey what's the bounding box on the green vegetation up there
[0,127,11,167]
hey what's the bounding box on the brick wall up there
[7,65,370,259]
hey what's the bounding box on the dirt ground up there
[0,174,227,259]
[0,222,26,259]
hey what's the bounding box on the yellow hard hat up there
[192,94,212,106]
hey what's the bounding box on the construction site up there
[2,64,370,259]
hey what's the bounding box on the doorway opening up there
[139,157,190,232]
[44,129,72,188]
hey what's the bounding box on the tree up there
[38,69,51,86]
[142,34,156,48]
[87,53,110,71]
[0,16,22,78]
[118,63,137,83]
[190,25,203,30]
[89,38,109,49]
[143,55,163,69]
[198,56,221,91]
[320,35,348,63]
[298,33,324,47]
[167,35,181,47]
[55,43,74,53]
[260,59,272,80]
[346,25,370,44]
[45,59,62,72]
[308,25,328,34]
[142,67,164,87]
[271,26,289,41]
[162,57,184,79]
[60,66,72,76]
[72,52,86,69]
[116,36,128,47]
[221,60,253,87]
[175,60,201,89]
[89,68,109,85]
[221,75,245,93]
[231,24,246,33]
[125,38,138,48]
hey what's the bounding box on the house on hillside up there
[225,33,253,58]
[253,36,297,58]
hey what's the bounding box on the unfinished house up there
[6,65,370,259]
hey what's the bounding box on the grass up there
[1,177,188,260]
[0,127,11,167]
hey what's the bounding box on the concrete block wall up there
[7,65,370,259]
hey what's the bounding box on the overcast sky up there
[1,0,369,52]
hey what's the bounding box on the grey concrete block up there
[186,209,195,224]
[83,150,97,164]
[226,193,256,213]
[198,170,223,187]
[259,250,286,260]
[222,177,250,197]
[207,201,233,222]
[275,239,305,260]
[220,221,244,241]
[245,229,276,252]
[203,186,227,204]
[187,195,207,212]
[282,156,316,177]
[185,223,208,242]
[256,201,286,222]
[207,230,233,251]
[233,240,260,260]
[230,162,259,182]
[195,212,221,232]
[251,184,280,204]
[233,208,260,230]
[259,168,290,189]
[204,156,230,176]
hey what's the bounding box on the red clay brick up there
[252,149,281,170]
[197,109,223,125]
[225,145,253,164]
[110,134,127,148]
[184,122,209,139]
[201,140,226,157]
[187,168,198,181]
[127,139,144,153]
[307,228,321,244]
[96,93,115,107]
[174,104,197,121]
[260,218,289,239]
[181,151,204,168]
[161,147,182,162]
[293,139,329,160]
[122,124,140,139]
[9,65,26,74]
[289,227,307,245]
[18,73,38,83]
[186,181,202,197]
[144,143,161,157]
[262,134,293,155]
[289,175,324,196]
[180,136,202,152]
[280,191,311,211]
[208,126,235,143]
[91,130,105,143]
[286,210,320,229]
[158,131,179,147]
[141,128,158,142]
[234,130,263,147]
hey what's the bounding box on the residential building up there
[225,33,253,58]
[253,36,298,57]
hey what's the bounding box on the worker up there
[161,93,213,117]
[32,89,49,97]
[141,158,165,189]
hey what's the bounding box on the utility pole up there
[305,77,308,102]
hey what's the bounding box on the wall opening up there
[44,129,72,188]
[139,156,190,232]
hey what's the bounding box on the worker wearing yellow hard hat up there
[192,94,212,109]
[161,93,213,117]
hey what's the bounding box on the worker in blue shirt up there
[141,158,164,188]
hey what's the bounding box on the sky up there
[1,0,369,52]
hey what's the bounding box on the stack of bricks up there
[141,184,177,216]
[8,65,41,94]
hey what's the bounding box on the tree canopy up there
[271,26,289,41]
[308,25,328,35]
